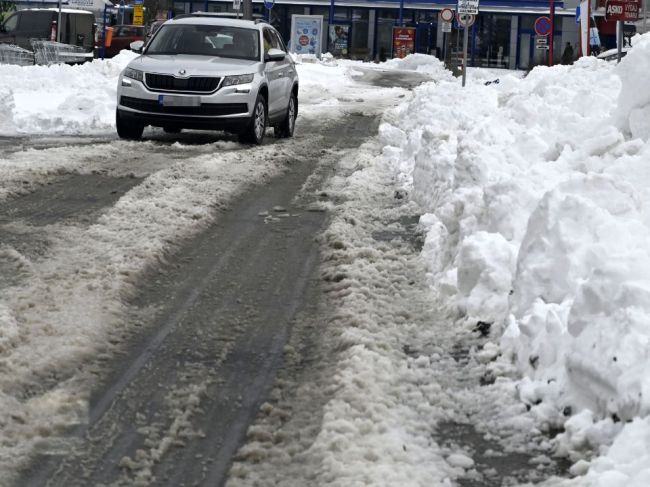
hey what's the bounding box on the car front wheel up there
[116,110,144,140]
[275,93,297,139]
[239,94,266,145]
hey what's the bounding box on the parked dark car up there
[104,24,144,58]
[0,8,95,53]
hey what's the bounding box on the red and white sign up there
[392,27,416,59]
[456,12,476,27]
[605,0,641,21]
[440,8,455,22]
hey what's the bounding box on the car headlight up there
[123,67,144,82]
[221,74,254,87]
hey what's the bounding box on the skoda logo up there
[178,69,186,76]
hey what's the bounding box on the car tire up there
[116,110,144,140]
[238,94,266,145]
[163,126,181,134]
[275,92,297,139]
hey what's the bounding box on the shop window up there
[333,8,349,21]
[474,14,511,68]
[350,9,369,59]
[377,9,397,60]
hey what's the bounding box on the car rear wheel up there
[238,94,266,145]
[275,93,297,139]
[116,110,144,140]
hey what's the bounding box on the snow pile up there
[0,51,136,134]
[615,33,650,140]
[382,53,453,80]
[379,33,650,483]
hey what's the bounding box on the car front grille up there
[120,96,248,116]
[145,73,221,93]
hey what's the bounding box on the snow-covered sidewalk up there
[377,36,650,485]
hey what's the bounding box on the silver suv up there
[116,14,298,144]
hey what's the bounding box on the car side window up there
[262,28,274,55]
[3,13,19,33]
[271,30,286,52]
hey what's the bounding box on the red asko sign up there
[605,0,641,21]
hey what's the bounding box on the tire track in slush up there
[16,113,381,487]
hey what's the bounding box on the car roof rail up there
[173,12,265,21]
[174,12,243,19]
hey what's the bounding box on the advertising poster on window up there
[290,15,324,58]
[392,27,416,59]
[328,24,349,56]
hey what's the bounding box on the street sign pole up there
[57,0,62,43]
[549,0,555,65]
[462,24,468,87]
[617,19,624,62]
[456,0,478,85]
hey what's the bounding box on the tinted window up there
[271,29,286,52]
[22,11,55,32]
[147,24,260,60]
[114,26,144,37]
[262,28,273,54]
[3,13,19,33]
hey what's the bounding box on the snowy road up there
[16,114,379,486]
[0,66,413,486]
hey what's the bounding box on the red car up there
[104,24,144,57]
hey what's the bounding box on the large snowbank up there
[0,51,137,135]
[379,38,650,483]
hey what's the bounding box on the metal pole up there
[203,0,208,12]
[462,24,468,86]
[549,0,555,65]
[101,4,106,59]
[243,0,252,20]
[57,0,62,43]
[617,19,623,62]
[399,0,404,26]
[442,31,446,64]
[329,0,335,26]
[587,0,591,55]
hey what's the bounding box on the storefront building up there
[171,0,582,69]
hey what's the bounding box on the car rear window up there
[20,11,54,32]
[146,24,260,61]
[114,25,145,37]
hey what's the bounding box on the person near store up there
[561,42,574,64]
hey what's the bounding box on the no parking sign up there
[534,16,552,36]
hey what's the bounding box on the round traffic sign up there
[440,8,454,22]
[456,13,475,28]
[534,16,552,36]
[263,0,275,8]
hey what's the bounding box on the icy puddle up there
[437,421,571,486]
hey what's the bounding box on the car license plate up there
[158,95,200,107]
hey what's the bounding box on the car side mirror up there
[265,48,286,62]
[130,40,144,53]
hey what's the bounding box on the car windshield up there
[146,24,260,60]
